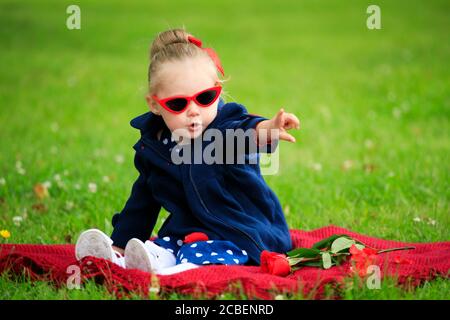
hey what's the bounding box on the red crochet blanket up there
[1,226,449,299]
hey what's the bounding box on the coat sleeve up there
[216,103,278,154]
[110,151,161,249]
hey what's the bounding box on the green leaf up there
[299,260,324,267]
[288,257,304,266]
[331,237,356,253]
[291,266,302,272]
[312,234,350,250]
[322,252,332,269]
[286,247,321,258]
[355,244,365,250]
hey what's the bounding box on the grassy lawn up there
[0,0,448,299]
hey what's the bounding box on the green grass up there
[0,0,448,299]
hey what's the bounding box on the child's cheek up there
[204,104,218,126]
[162,113,181,131]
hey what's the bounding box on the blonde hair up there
[148,28,225,96]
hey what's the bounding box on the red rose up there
[183,232,209,243]
[260,250,291,276]
[349,244,378,277]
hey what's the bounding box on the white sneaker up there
[75,229,125,268]
[124,239,176,273]
[156,263,199,275]
[124,238,158,273]
[144,240,177,269]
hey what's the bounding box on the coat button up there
[140,145,144,150]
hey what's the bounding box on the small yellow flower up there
[0,229,11,239]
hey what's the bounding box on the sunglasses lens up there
[166,98,188,112]
[196,89,218,106]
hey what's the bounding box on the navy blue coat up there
[110,99,292,264]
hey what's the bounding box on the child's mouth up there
[188,122,202,132]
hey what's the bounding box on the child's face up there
[147,55,219,141]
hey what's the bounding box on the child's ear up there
[145,94,161,115]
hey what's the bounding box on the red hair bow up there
[188,35,225,76]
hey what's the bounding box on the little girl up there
[75,28,300,275]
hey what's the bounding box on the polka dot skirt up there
[153,236,249,266]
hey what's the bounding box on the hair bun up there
[148,28,222,92]
[150,28,190,60]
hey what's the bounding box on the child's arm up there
[110,153,161,250]
[255,108,300,145]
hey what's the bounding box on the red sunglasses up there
[152,86,222,114]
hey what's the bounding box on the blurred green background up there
[0,0,448,298]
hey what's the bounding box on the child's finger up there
[274,108,285,128]
[291,114,301,129]
[279,131,296,143]
[284,113,300,130]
